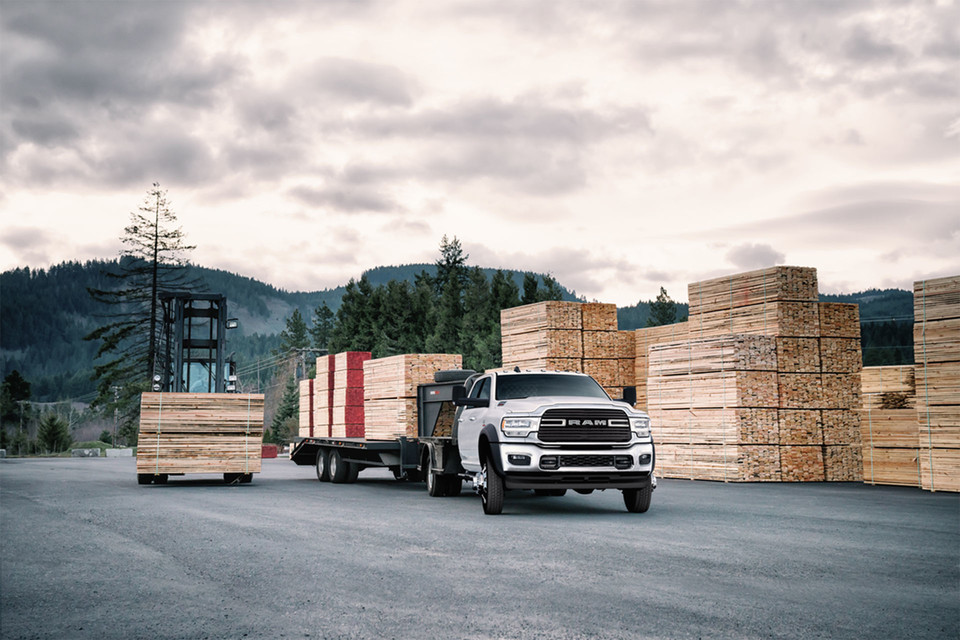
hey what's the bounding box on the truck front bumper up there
[493,441,655,491]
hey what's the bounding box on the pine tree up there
[268,376,300,445]
[537,274,564,302]
[277,309,310,354]
[85,183,195,433]
[309,302,335,352]
[1,370,31,425]
[646,287,678,327]
[521,272,539,304]
[37,413,72,454]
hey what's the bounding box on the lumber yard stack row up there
[914,275,960,492]
[643,266,863,482]
[137,392,265,475]
[500,301,636,398]
[861,365,921,487]
[297,352,462,441]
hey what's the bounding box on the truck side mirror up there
[452,384,467,404]
[621,386,637,406]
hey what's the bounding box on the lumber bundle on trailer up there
[312,355,334,437]
[689,301,821,340]
[136,392,264,475]
[861,365,920,487]
[914,275,960,491]
[330,351,370,438]
[298,379,314,438]
[363,353,463,440]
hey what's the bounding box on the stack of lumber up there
[643,266,863,482]
[312,355,335,437]
[298,379,314,438]
[501,301,639,398]
[363,353,463,440]
[861,366,920,487]
[647,335,781,481]
[331,351,370,438]
[501,301,583,372]
[136,392,264,475]
[914,275,960,492]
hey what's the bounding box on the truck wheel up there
[329,450,350,483]
[426,469,445,497]
[315,449,330,482]
[137,474,153,485]
[480,459,503,515]
[443,476,462,497]
[623,485,652,513]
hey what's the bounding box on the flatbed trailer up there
[289,379,464,491]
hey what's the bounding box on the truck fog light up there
[614,456,633,470]
[508,454,531,466]
[639,453,652,465]
[539,456,559,470]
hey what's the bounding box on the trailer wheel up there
[315,449,330,482]
[155,474,168,485]
[224,473,241,484]
[137,474,152,485]
[345,462,360,483]
[329,450,350,483]
[480,458,503,515]
[240,473,253,484]
[623,485,652,513]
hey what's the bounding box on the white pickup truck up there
[453,369,656,515]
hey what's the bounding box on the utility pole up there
[111,385,120,447]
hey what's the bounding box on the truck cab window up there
[469,377,490,400]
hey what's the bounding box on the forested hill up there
[0,260,578,401]
[0,260,915,401]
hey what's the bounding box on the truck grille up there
[538,409,631,443]
[560,455,613,467]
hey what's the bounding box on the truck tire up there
[426,469,445,496]
[315,449,330,482]
[137,474,152,485]
[329,450,350,484]
[443,476,462,497]
[480,458,503,515]
[623,485,652,513]
[433,369,476,383]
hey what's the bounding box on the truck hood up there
[497,396,647,418]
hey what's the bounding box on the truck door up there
[457,376,490,471]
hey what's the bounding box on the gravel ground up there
[1,456,958,640]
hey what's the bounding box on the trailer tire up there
[345,462,360,483]
[315,449,330,482]
[137,474,152,485]
[155,474,168,485]
[480,458,503,515]
[329,450,350,483]
[240,473,253,484]
[224,473,241,484]
[623,485,652,513]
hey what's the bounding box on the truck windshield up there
[495,374,609,400]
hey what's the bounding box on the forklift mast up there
[154,292,238,393]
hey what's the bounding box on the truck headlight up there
[631,417,651,439]
[501,417,538,437]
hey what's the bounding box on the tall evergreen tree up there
[1,370,31,425]
[85,183,195,432]
[277,309,310,354]
[309,302,335,353]
[521,272,539,304]
[537,274,564,302]
[491,269,520,310]
[36,413,71,454]
[646,287,678,327]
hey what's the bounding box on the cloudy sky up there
[1,0,957,305]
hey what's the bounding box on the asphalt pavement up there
[1,456,957,640]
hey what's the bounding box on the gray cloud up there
[726,243,786,270]
[308,58,420,106]
[288,185,398,213]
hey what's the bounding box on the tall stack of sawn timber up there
[137,392,265,477]
[861,365,921,487]
[914,275,960,492]
[643,266,863,482]
[500,301,636,398]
